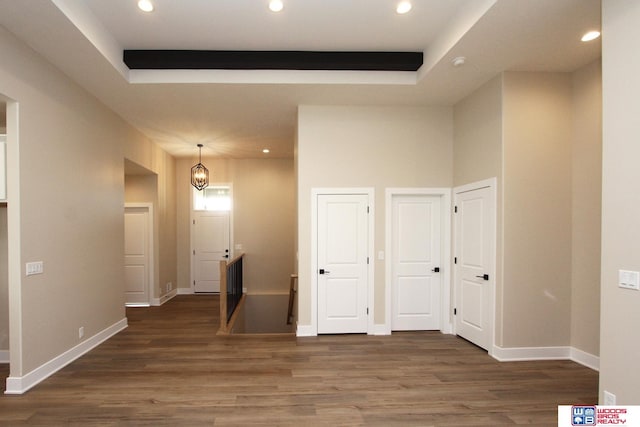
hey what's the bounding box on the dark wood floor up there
[0,295,597,426]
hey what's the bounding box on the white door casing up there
[124,204,153,306]
[454,179,496,352]
[391,194,442,331]
[313,193,373,333]
[193,211,230,293]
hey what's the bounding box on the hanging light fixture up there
[191,144,209,191]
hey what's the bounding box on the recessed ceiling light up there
[269,0,284,12]
[138,0,154,12]
[396,1,412,14]
[581,30,601,42]
[263,148,270,154]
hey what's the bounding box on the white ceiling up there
[0,0,601,158]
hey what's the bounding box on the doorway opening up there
[191,184,233,293]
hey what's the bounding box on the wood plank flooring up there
[0,295,597,426]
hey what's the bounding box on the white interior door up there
[454,184,495,350]
[124,206,151,306]
[391,195,441,331]
[317,194,369,334]
[193,211,230,293]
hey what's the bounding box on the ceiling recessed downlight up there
[263,148,270,154]
[396,1,412,14]
[269,0,284,12]
[137,0,154,12]
[581,30,601,42]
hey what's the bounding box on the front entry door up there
[317,194,369,334]
[193,211,230,293]
[454,183,495,350]
[124,206,151,306]
[391,195,441,331]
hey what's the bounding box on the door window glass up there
[193,186,231,211]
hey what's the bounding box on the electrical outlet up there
[78,327,84,339]
[166,282,172,292]
[604,390,616,406]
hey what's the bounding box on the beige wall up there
[453,75,505,342]
[296,105,453,326]
[502,72,573,347]
[571,60,602,357]
[600,0,640,404]
[176,157,295,294]
[0,25,167,377]
[453,68,601,353]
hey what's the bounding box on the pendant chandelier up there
[191,144,209,191]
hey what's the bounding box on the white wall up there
[600,0,640,404]
[296,105,453,328]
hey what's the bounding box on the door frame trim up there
[384,188,452,335]
[453,177,497,356]
[124,203,154,307]
[311,188,375,336]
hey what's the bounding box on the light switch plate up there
[618,269,640,290]
[26,261,44,276]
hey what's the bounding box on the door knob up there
[475,274,489,281]
[432,267,440,273]
[319,269,330,275]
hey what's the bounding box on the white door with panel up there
[391,195,441,331]
[124,206,151,306]
[193,211,230,293]
[454,184,495,350]
[317,194,369,334]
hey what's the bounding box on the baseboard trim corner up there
[570,347,599,371]
[152,288,178,306]
[296,323,316,337]
[492,345,599,371]
[4,318,128,395]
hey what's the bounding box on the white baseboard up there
[492,345,571,361]
[177,287,194,295]
[125,303,150,308]
[4,318,128,395]
[0,350,8,364]
[570,347,600,371]
[296,323,316,337]
[492,345,599,371]
[372,324,391,336]
[152,288,177,306]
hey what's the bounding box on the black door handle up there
[432,267,440,273]
[319,269,330,275]
[476,274,489,281]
